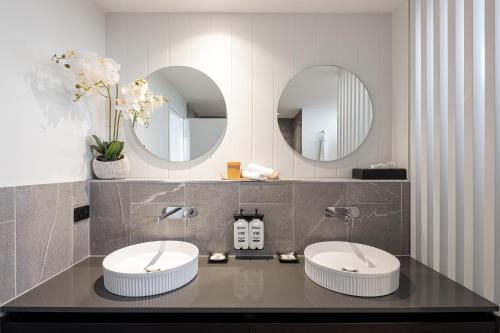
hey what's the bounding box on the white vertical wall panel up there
[273,15,296,179]
[410,0,418,258]
[167,14,193,179]
[314,14,341,177]
[355,15,384,173]
[252,15,274,169]
[472,0,486,296]
[413,0,424,261]
[190,14,232,179]
[454,0,466,285]
[446,0,457,280]
[378,15,395,166]
[320,15,357,178]
[430,0,441,271]
[411,0,499,303]
[439,0,449,276]
[122,14,149,178]
[146,14,170,178]
[293,14,316,178]
[392,1,410,172]
[462,0,474,290]
[483,0,495,301]
[420,0,430,265]
[107,13,396,179]
[495,0,500,306]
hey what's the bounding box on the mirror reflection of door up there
[169,107,187,162]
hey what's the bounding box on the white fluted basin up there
[304,241,400,297]
[103,241,198,297]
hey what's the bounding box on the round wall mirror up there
[133,66,227,162]
[277,66,373,161]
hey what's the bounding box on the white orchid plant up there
[52,50,167,161]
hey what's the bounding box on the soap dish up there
[208,251,228,263]
[278,251,299,263]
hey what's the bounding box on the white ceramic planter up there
[92,155,130,180]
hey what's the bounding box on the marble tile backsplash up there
[0,181,90,305]
[90,181,410,257]
[0,179,409,305]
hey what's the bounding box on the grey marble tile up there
[15,183,73,294]
[73,219,89,264]
[130,184,185,216]
[185,183,239,254]
[401,182,410,255]
[90,182,130,219]
[72,181,89,207]
[239,183,293,203]
[90,182,130,255]
[90,216,130,255]
[293,182,348,253]
[0,220,15,305]
[240,203,293,253]
[130,183,187,245]
[0,187,15,223]
[130,182,185,204]
[347,182,401,204]
[130,215,185,245]
[347,203,402,255]
[72,181,90,263]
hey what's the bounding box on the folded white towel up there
[241,170,266,180]
[244,163,279,179]
[369,161,397,169]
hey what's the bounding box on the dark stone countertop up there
[1,256,497,314]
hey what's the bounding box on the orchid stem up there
[103,84,112,142]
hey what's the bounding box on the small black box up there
[352,168,407,180]
[73,205,90,223]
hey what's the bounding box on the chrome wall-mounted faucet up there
[154,206,198,224]
[325,207,360,224]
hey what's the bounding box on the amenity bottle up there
[249,217,264,250]
[234,218,249,249]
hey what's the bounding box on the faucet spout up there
[154,206,197,224]
[325,207,359,224]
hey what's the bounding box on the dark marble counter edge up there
[89,178,410,184]
[2,306,498,314]
[2,256,498,314]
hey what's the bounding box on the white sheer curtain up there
[337,71,373,159]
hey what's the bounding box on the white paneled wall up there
[411,0,499,303]
[106,13,396,179]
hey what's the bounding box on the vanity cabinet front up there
[3,320,247,333]
[251,321,497,333]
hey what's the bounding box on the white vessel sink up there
[304,241,400,297]
[103,241,199,297]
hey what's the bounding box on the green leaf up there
[91,135,104,152]
[90,145,104,155]
[104,141,124,161]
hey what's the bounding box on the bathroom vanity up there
[1,256,498,333]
